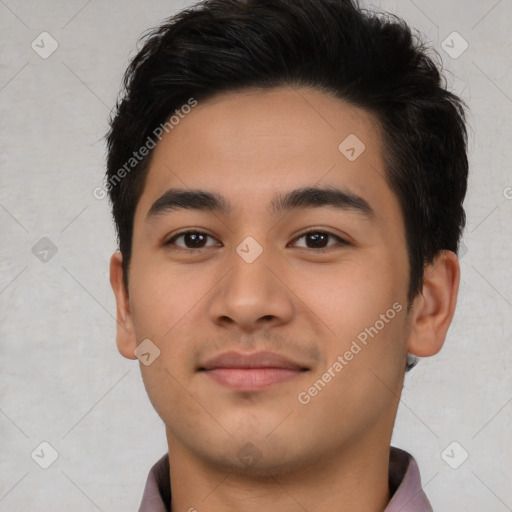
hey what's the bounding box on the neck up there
[167,432,392,512]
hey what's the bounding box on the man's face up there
[122,86,412,474]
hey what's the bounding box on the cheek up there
[298,252,409,385]
[128,255,212,339]
[292,253,404,333]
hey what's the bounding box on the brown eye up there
[166,231,220,250]
[290,231,347,251]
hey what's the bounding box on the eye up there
[165,231,221,250]
[164,229,348,252]
[289,230,348,251]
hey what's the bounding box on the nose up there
[208,243,294,334]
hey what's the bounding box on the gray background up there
[1,0,511,510]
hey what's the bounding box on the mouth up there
[198,351,309,391]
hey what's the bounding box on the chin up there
[206,445,304,479]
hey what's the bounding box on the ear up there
[407,250,460,357]
[109,251,138,360]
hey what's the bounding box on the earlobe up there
[407,250,460,357]
[109,251,138,360]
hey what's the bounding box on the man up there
[106,0,468,510]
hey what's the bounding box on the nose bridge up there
[208,235,294,330]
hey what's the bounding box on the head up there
[107,0,467,476]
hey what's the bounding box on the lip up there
[200,350,308,371]
[199,351,309,391]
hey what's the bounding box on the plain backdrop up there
[0,0,511,510]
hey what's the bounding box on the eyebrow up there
[145,186,375,222]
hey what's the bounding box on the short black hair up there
[105,0,469,371]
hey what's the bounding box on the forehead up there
[134,86,400,226]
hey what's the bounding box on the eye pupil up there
[307,232,328,248]
[186,233,206,247]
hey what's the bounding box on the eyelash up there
[164,229,348,253]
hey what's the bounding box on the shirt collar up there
[138,446,432,512]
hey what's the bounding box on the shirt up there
[138,446,433,512]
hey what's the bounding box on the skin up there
[110,86,460,512]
